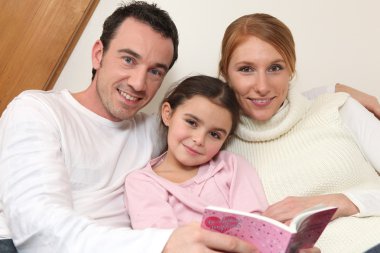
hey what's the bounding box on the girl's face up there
[227,36,291,121]
[162,95,232,170]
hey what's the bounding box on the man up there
[0,2,258,253]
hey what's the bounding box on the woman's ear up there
[161,102,172,126]
[92,40,104,70]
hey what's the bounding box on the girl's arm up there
[124,170,178,229]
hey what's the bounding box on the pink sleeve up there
[124,170,178,229]
[222,152,268,213]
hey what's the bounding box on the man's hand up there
[163,222,321,253]
[336,83,380,120]
[262,193,359,224]
[163,222,258,253]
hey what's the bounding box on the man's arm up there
[164,223,258,253]
[164,223,320,253]
[302,83,380,120]
[0,96,171,253]
[336,83,380,120]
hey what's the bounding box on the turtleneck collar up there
[235,88,310,142]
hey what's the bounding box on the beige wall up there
[54,0,380,114]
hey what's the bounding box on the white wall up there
[54,0,380,114]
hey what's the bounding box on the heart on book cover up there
[204,216,239,233]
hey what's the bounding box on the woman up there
[221,13,380,252]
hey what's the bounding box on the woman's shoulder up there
[311,92,350,108]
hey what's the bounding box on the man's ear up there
[92,40,104,70]
[161,102,172,126]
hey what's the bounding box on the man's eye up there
[124,56,134,64]
[150,69,162,76]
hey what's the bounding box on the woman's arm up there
[263,97,380,222]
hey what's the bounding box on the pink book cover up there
[201,205,337,253]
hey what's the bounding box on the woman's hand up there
[336,83,380,120]
[262,193,359,224]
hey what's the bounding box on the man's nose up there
[129,68,147,91]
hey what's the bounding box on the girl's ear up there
[92,40,104,70]
[161,102,172,126]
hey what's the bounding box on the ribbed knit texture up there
[226,89,380,252]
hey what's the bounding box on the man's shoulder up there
[0,89,76,128]
[132,112,160,130]
[9,89,68,108]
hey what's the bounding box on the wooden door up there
[0,0,99,114]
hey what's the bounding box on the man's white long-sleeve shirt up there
[0,90,171,253]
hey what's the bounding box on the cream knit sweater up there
[226,90,380,252]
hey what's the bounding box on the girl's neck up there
[153,153,200,183]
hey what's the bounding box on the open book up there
[201,205,337,253]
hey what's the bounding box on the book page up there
[202,205,336,253]
[202,207,294,253]
[288,206,337,251]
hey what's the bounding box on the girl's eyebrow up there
[184,113,228,135]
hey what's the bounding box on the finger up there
[298,247,321,253]
[202,229,258,253]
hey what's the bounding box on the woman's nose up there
[254,73,270,96]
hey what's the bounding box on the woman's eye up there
[238,66,252,72]
[268,64,283,72]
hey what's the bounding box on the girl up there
[124,75,268,229]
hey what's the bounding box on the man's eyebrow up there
[117,48,169,72]
[118,48,141,59]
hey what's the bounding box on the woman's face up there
[227,36,291,121]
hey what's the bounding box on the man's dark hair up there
[92,1,179,80]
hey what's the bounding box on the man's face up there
[92,18,174,121]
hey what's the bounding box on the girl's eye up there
[268,64,283,72]
[210,131,221,140]
[185,119,197,127]
[238,66,253,72]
